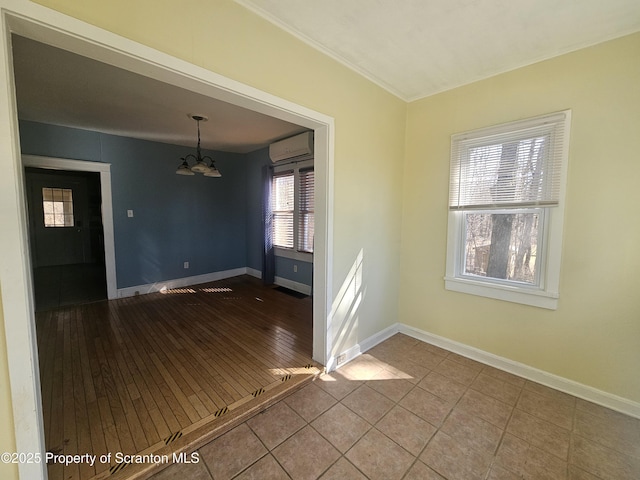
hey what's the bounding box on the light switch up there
[127,210,134,218]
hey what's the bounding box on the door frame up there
[0,2,334,479]
[23,155,117,299]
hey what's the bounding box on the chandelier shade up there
[176,114,222,177]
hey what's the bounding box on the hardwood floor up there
[36,275,320,480]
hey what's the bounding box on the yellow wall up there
[400,32,640,402]
[0,290,19,480]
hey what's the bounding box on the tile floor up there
[151,333,640,480]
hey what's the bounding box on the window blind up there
[272,172,294,248]
[298,168,314,253]
[449,112,567,210]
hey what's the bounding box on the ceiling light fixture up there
[176,114,222,177]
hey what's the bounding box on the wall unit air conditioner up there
[269,131,314,163]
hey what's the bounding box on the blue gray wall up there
[20,121,247,288]
[20,121,312,289]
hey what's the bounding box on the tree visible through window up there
[42,187,74,227]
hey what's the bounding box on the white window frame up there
[445,111,571,309]
[273,159,314,262]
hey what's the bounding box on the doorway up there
[25,167,107,311]
[0,6,333,480]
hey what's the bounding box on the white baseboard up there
[329,321,640,419]
[244,268,312,296]
[246,267,262,279]
[397,324,640,419]
[274,275,312,296]
[328,323,400,372]
[117,267,248,298]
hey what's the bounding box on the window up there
[445,111,571,309]
[42,187,74,227]
[298,168,314,253]
[272,172,295,248]
[272,161,314,257]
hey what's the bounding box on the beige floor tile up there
[470,372,522,405]
[456,389,513,429]
[441,408,503,455]
[341,384,395,424]
[481,366,526,388]
[517,388,574,430]
[315,371,363,400]
[337,354,386,381]
[284,382,337,422]
[366,369,414,402]
[573,408,640,458]
[376,405,437,455]
[403,461,446,480]
[405,343,447,369]
[446,352,485,372]
[420,431,492,480]
[507,408,571,460]
[418,371,467,403]
[345,428,415,480]
[568,465,603,480]
[377,356,431,384]
[150,460,212,480]
[233,454,289,480]
[433,358,481,386]
[311,403,371,453]
[486,464,521,480]
[399,385,453,427]
[199,424,267,480]
[272,425,340,480]
[319,457,368,480]
[523,381,576,408]
[494,433,567,480]
[570,435,640,480]
[246,401,306,450]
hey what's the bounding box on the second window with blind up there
[445,111,571,309]
[272,160,314,258]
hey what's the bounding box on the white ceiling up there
[11,2,640,150]
[236,0,640,101]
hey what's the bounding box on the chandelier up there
[175,114,222,177]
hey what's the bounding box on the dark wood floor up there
[35,275,319,480]
[33,263,107,311]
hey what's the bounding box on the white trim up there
[246,267,262,279]
[444,111,571,310]
[117,268,248,298]
[397,324,640,420]
[245,268,312,296]
[274,275,312,296]
[328,323,400,372]
[331,321,640,419]
[22,155,118,300]
[0,2,334,478]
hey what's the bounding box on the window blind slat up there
[298,168,314,253]
[450,113,566,210]
[272,172,294,248]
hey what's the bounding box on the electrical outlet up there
[293,264,298,273]
[337,353,346,365]
[127,209,134,218]
[183,261,189,269]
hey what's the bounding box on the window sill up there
[274,247,313,263]
[444,276,558,310]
